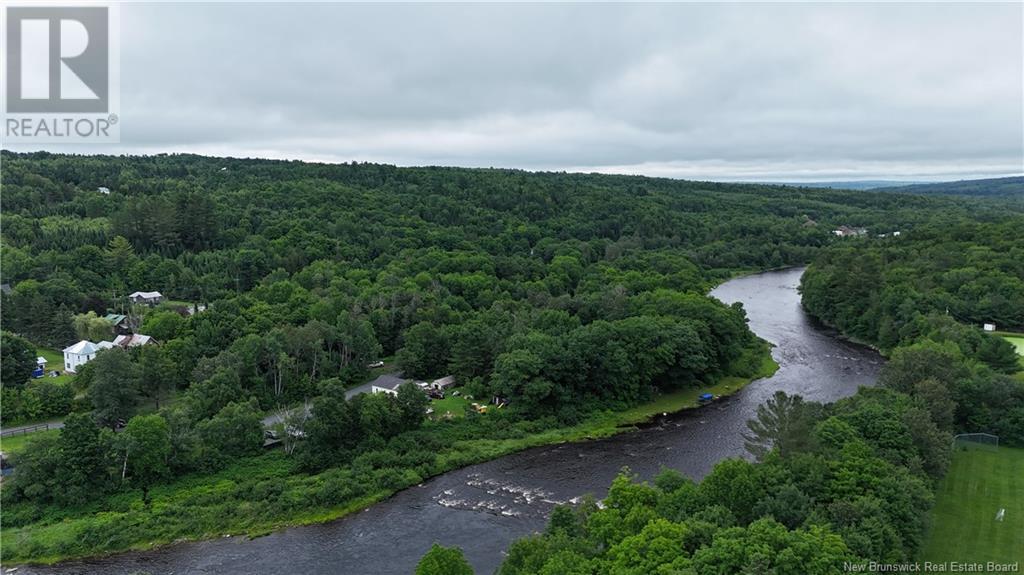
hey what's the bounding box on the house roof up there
[369,373,408,391]
[36,356,47,364]
[129,291,163,299]
[432,375,456,387]
[104,313,128,325]
[97,341,116,349]
[64,340,99,355]
[113,334,155,347]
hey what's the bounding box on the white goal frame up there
[952,433,1000,450]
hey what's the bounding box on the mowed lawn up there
[1003,335,1024,369]
[923,445,1024,563]
[1004,336,1024,356]
[36,346,75,386]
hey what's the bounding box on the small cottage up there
[113,334,157,348]
[104,313,133,334]
[129,291,164,305]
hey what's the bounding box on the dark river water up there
[23,267,882,575]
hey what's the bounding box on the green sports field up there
[923,445,1024,563]
[1003,335,1024,364]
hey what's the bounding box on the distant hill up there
[873,176,1024,197]
[749,180,923,190]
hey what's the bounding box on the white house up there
[97,187,111,195]
[833,226,867,238]
[129,291,164,305]
[983,323,997,332]
[370,374,409,396]
[62,340,101,373]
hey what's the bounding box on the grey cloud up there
[10,3,1023,181]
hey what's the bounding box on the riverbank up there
[3,342,777,567]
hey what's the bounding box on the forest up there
[1,151,1021,565]
[873,176,1024,198]
[434,208,1024,574]
[800,217,1024,444]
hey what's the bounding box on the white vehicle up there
[368,361,385,368]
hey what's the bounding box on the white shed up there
[983,323,997,332]
[62,340,100,373]
[431,375,456,390]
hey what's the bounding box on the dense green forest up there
[801,218,1024,343]
[800,217,1024,445]
[1,151,1020,564]
[2,150,977,426]
[873,176,1024,198]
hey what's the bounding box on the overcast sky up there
[9,2,1024,182]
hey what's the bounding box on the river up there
[24,267,882,575]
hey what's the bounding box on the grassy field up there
[431,395,473,418]
[989,331,1024,381]
[1003,335,1024,357]
[35,346,75,386]
[922,445,1024,564]
[1001,334,1024,368]
[0,429,60,455]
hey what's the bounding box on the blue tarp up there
[32,367,44,378]
[699,393,714,401]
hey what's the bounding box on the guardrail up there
[0,423,51,437]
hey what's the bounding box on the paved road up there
[259,375,393,428]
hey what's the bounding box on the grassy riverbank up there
[2,343,777,566]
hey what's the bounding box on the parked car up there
[368,361,385,368]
